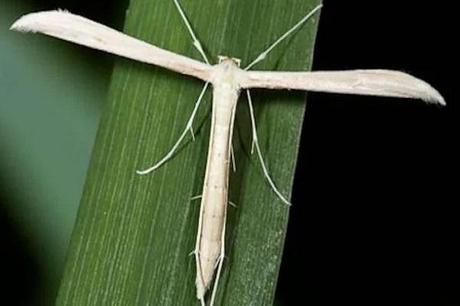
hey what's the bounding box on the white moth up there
[11,2,445,305]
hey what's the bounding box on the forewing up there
[11,10,212,81]
[242,69,445,105]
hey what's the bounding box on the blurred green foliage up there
[1,1,108,303]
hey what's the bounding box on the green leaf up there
[57,0,322,305]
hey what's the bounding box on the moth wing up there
[11,10,212,81]
[242,69,445,105]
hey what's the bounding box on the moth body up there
[196,57,241,301]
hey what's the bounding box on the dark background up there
[279,1,457,305]
[1,0,456,305]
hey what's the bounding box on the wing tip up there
[418,81,446,106]
[385,70,446,106]
[10,9,71,33]
[10,13,34,32]
[427,92,446,106]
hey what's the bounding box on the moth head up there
[218,56,241,67]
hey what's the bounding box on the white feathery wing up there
[11,10,212,82]
[241,70,445,105]
[11,10,445,106]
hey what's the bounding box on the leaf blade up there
[57,0,322,305]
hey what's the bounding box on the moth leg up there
[245,4,322,70]
[189,126,195,141]
[246,90,291,205]
[137,82,209,175]
[230,143,237,172]
[173,0,210,64]
[191,195,202,201]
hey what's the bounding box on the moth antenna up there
[173,0,210,64]
[136,82,209,175]
[245,4,322,70]
[246,90,291,205]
